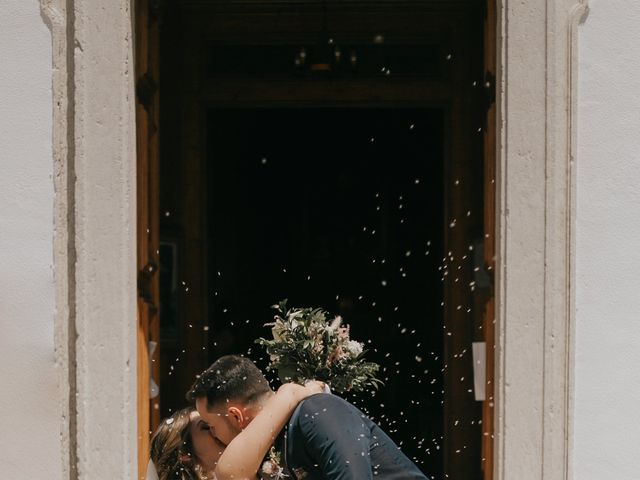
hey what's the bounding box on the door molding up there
[45,0,587,477]
[44,0,138,478]
[493,1,588,478]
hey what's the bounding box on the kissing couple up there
[148,355,428,480]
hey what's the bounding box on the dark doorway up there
[207,107,444,474]
[155,1,491,479]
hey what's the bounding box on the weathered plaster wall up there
[0,0,61,478]
[575,1,640,478]
[70,0,139,475]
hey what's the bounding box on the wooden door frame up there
[47,0,587,478]
[482,0,497,477]
[135,0,162,476]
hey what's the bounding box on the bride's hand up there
[279,381,326,401]
[302,380,326,397]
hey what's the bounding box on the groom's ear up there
[227,406,245,429]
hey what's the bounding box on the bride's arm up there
[214,381,324,480]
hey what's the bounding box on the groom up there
[187,355,427,480]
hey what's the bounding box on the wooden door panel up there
[482,0,497,478]
[136,0,161,477]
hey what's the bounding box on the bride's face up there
[189,410,226,467]
[195,397,244,448]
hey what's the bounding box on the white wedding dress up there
[146,460,160,480]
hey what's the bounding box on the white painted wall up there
[575,1,640,478]
[0,1,61,478]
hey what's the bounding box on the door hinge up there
[138,260,159,306]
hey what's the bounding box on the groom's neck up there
[252,390,275,413]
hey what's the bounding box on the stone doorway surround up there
[41,0,588,478]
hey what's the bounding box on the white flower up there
[262,461,275,475]
[345,340,363,357]
[328,316,343,331]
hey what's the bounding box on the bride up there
[148,380,325,480]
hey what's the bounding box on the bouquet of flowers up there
[255,300,382,394]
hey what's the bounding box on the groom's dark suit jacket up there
[282,393,427,480]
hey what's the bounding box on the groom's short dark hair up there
[186,354,271,408]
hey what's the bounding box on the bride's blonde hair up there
[150,407,205,480]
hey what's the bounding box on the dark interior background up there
[203,107,445,473]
